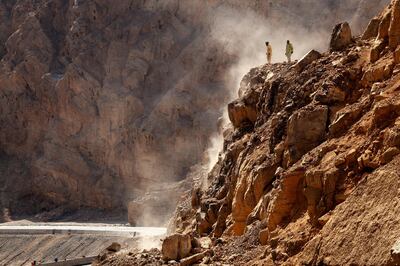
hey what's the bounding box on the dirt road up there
[0,222,166,265]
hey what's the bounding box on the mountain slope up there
[161,1,400,265]
[0,0,390,223]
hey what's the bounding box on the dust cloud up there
[202,0,389,172]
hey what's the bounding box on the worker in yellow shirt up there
[265,42,272,64]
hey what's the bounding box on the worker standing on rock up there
[265,42,272,64]
[286,40,294,63]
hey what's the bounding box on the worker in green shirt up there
[286,40,294,63]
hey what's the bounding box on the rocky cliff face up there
[0,0,390,223]
[159,1,400,265]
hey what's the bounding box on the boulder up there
[285,105,328,165]
[362,18,381,40]
[97,242,122,262]
[106,242,121,252]
[380,147,400,164]
[228,99,257,128]
[391,239,400,264]
[294,50,321,72]
[161,234,192,261]
[228,89,260,128]
[389,0,400,50]
[330,22,352,51]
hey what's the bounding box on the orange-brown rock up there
[228,92,259,129]
[285,105,328,165]
[362,18,381,40]
[260,229,270,245]
[161,233,192,261]
[330,22,353,51]
[377,8,392,40]
[389,0,400,50]
[292,157,400,266]
[294,50,321,72]
[395,46,400,63]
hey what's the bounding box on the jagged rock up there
[304,162,339,224]
[389,0,400,50]
[395,46,400,64]
[357,150,379,169]
[260,229,270,245]
[391,240,400,264]
[314,83,346,104]
[180,250,213,266]
[161,234,192,261]
[247,194,270,224]
[330,22,352,51]
[372,99,400,128]
[285,105,328,166]
[384,127,400,147]
[380,147,400,164]
[212,203,230,238]
[228,99,257,128]
[267,167,306,231]
[231,160,277,235]
[362,18,381,40]
[191,187,202,209]
[329,102,366,137]
[197,217,212,236]
[362,60,394,86]
[96,242,122,263]
[228,89,260,128]
[293,50,321,72]
[370,39,387,63]
[378,8,392,40]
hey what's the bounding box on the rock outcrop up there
[164,1,400,265]
[330,22,353,51]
